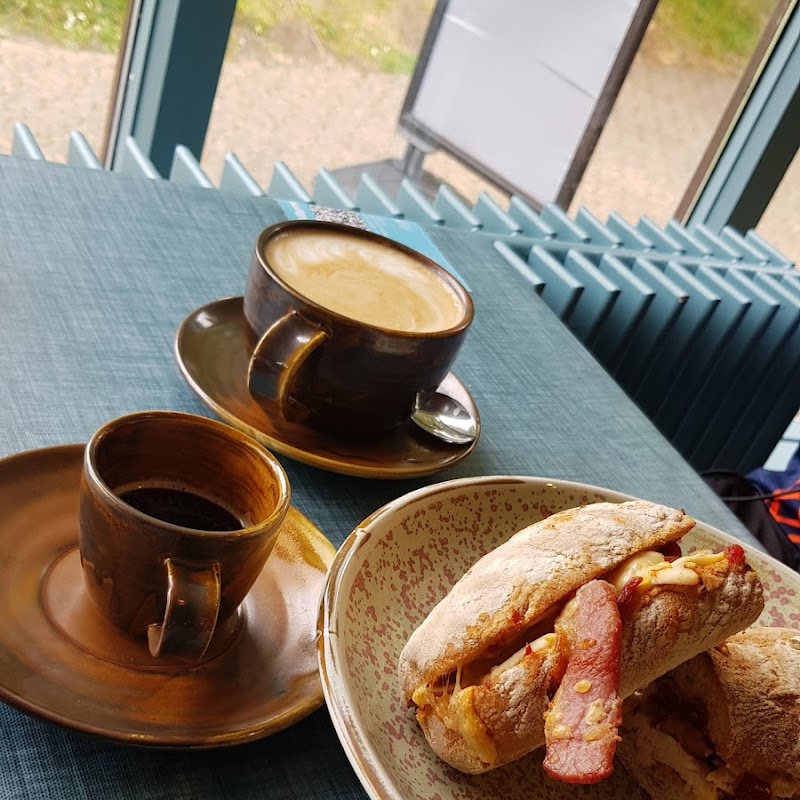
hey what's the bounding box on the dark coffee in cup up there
[118,485,244,532]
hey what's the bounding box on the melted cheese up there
[486,549,728,686]
[411,685,431,707]
[415,666,497,764]
[607,551,665,590]
[490,632,556,678]
[607,549,725,590]
[705,766,741,797]
[584,699,607,725]
[446,685,497,765]
[427,548,729,696]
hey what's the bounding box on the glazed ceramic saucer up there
[0,444,336,748]
[174,297,480,479]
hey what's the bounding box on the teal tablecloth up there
[0,156,757,800]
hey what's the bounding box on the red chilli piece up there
[724,544,746,570]
[615,576,643,614]
[543,580,623,785]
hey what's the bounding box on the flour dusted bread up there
[399,501,694,699]
[618,627,800,799]
[398,501,764,777]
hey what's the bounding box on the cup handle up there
[247,310,330,419]
[147,557,221,662]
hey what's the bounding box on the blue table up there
[0,156,757,800]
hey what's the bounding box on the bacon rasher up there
[543,580,623,784]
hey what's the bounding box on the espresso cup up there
[243,221,474,435]
[79,411,290,664]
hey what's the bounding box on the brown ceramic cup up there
[243,220,473,435]
[79,411,290,664]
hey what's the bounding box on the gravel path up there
[0,33,796,262]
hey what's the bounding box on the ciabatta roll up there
[398,501,764,783]
[618,626,800,799]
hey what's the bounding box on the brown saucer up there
[174,297,481,479]
[0,444,336,748]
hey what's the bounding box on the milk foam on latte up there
[265,229,466,333]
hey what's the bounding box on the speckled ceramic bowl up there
[317,476,800,800]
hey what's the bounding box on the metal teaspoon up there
[411,389,478,445]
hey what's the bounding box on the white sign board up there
[400,0,655,208]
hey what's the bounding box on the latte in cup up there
[246,221,474,433]
[264,228,466,333]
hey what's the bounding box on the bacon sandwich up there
[618,626,800,799]
[398,501,764,784]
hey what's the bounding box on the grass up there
[0,0,127,50]
[233,0,433,73]
[645,0,778,71]
[0,0,781,74]
[0,0,434,73]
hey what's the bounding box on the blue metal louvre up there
[5,127,797,473]
[672,271,777,454]
[526,246,584,319]
[654,268,752,438]
[560,250,620,344]
[633,262,719,419]
[610,259,688,397]
[588,254,655,372]
[692,272,800,466]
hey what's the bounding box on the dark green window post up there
[679,0,799,233]
[105,0,237,177]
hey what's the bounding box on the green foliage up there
[234,0,434,73]
[235,0,285,35]
[0,0,127,50]
[649,0,777,69]
[0,0,432,72]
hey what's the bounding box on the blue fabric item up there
[704,468,800,570]
[748,451,800,553]
[0,156,760,800]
